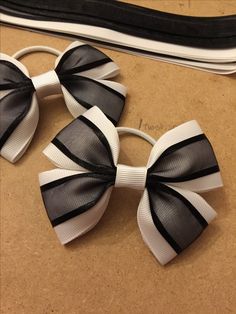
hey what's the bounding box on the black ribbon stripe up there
[0,88,34,150]
[148,183,208,254]
[148,134,220,183]
[52,115,116,174]
[1,0,236,48]
[0,60,33,90]
[41,172,115,226]
[55,44,112,75]
[41,172,115,192]
[78,115,116,169]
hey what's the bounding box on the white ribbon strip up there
[31,70,62,98]
[2,12,236,74]
[0,53,39,163]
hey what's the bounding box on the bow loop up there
[55,42,126,124]
[0,88,35,150]
[61,76,126,124]
[44,106,119,173]
[39,168,114,244]
[147,120,223,192]
[39,107,120,244]
[137,185,217,265]
[40,171,114,226]
[55,42,114,78]
[0,55,32,90]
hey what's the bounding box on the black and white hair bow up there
[39,106,223,265]
[0,41,127,163]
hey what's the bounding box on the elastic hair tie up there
[0,41,127,163]
[117,127,157,146]
[12,45,61,59]
[39,106,223,265]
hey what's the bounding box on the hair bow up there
[39,107,223,265]
[0,41,127,163]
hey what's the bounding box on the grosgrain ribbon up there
[0,41,127,163]
[0,0,236,74]
[39,106,223,265]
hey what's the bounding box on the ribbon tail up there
[169,171,223,193]
[61,77,126,125]
[137,185,217,265]
[39,169,113,245]
[137,189,177,265]
[0,92,39,163]
[53,186,113,245]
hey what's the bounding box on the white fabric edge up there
[39,168,86,186]
[78,62,120,80]
[54,187,113,245]
[82,106,120,164]
[1,93,39,163]
[43,142,87,171]
[137,189,177,265]
[169,172,223,193]
[93,79,127,96]
[1,14,236,62]
[147,120,203,168]
[132,50,236,74]
[61,86,87,118]
[167,185,217,224]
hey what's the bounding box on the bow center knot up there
[115,164,147,190]
[31,70,62,99]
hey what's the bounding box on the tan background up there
[1,1,236,313]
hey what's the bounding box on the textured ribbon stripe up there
[0,41,127,163]
[39,106,223,265]
[1,0,236,74]
[115,164,147,190]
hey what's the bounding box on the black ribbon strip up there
[1,0,236,48]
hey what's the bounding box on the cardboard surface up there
[1,1,236,313]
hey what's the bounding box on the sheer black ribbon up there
[0,44,126,153]
[39,107,222,262]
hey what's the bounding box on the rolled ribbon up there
[0,0,236,74]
